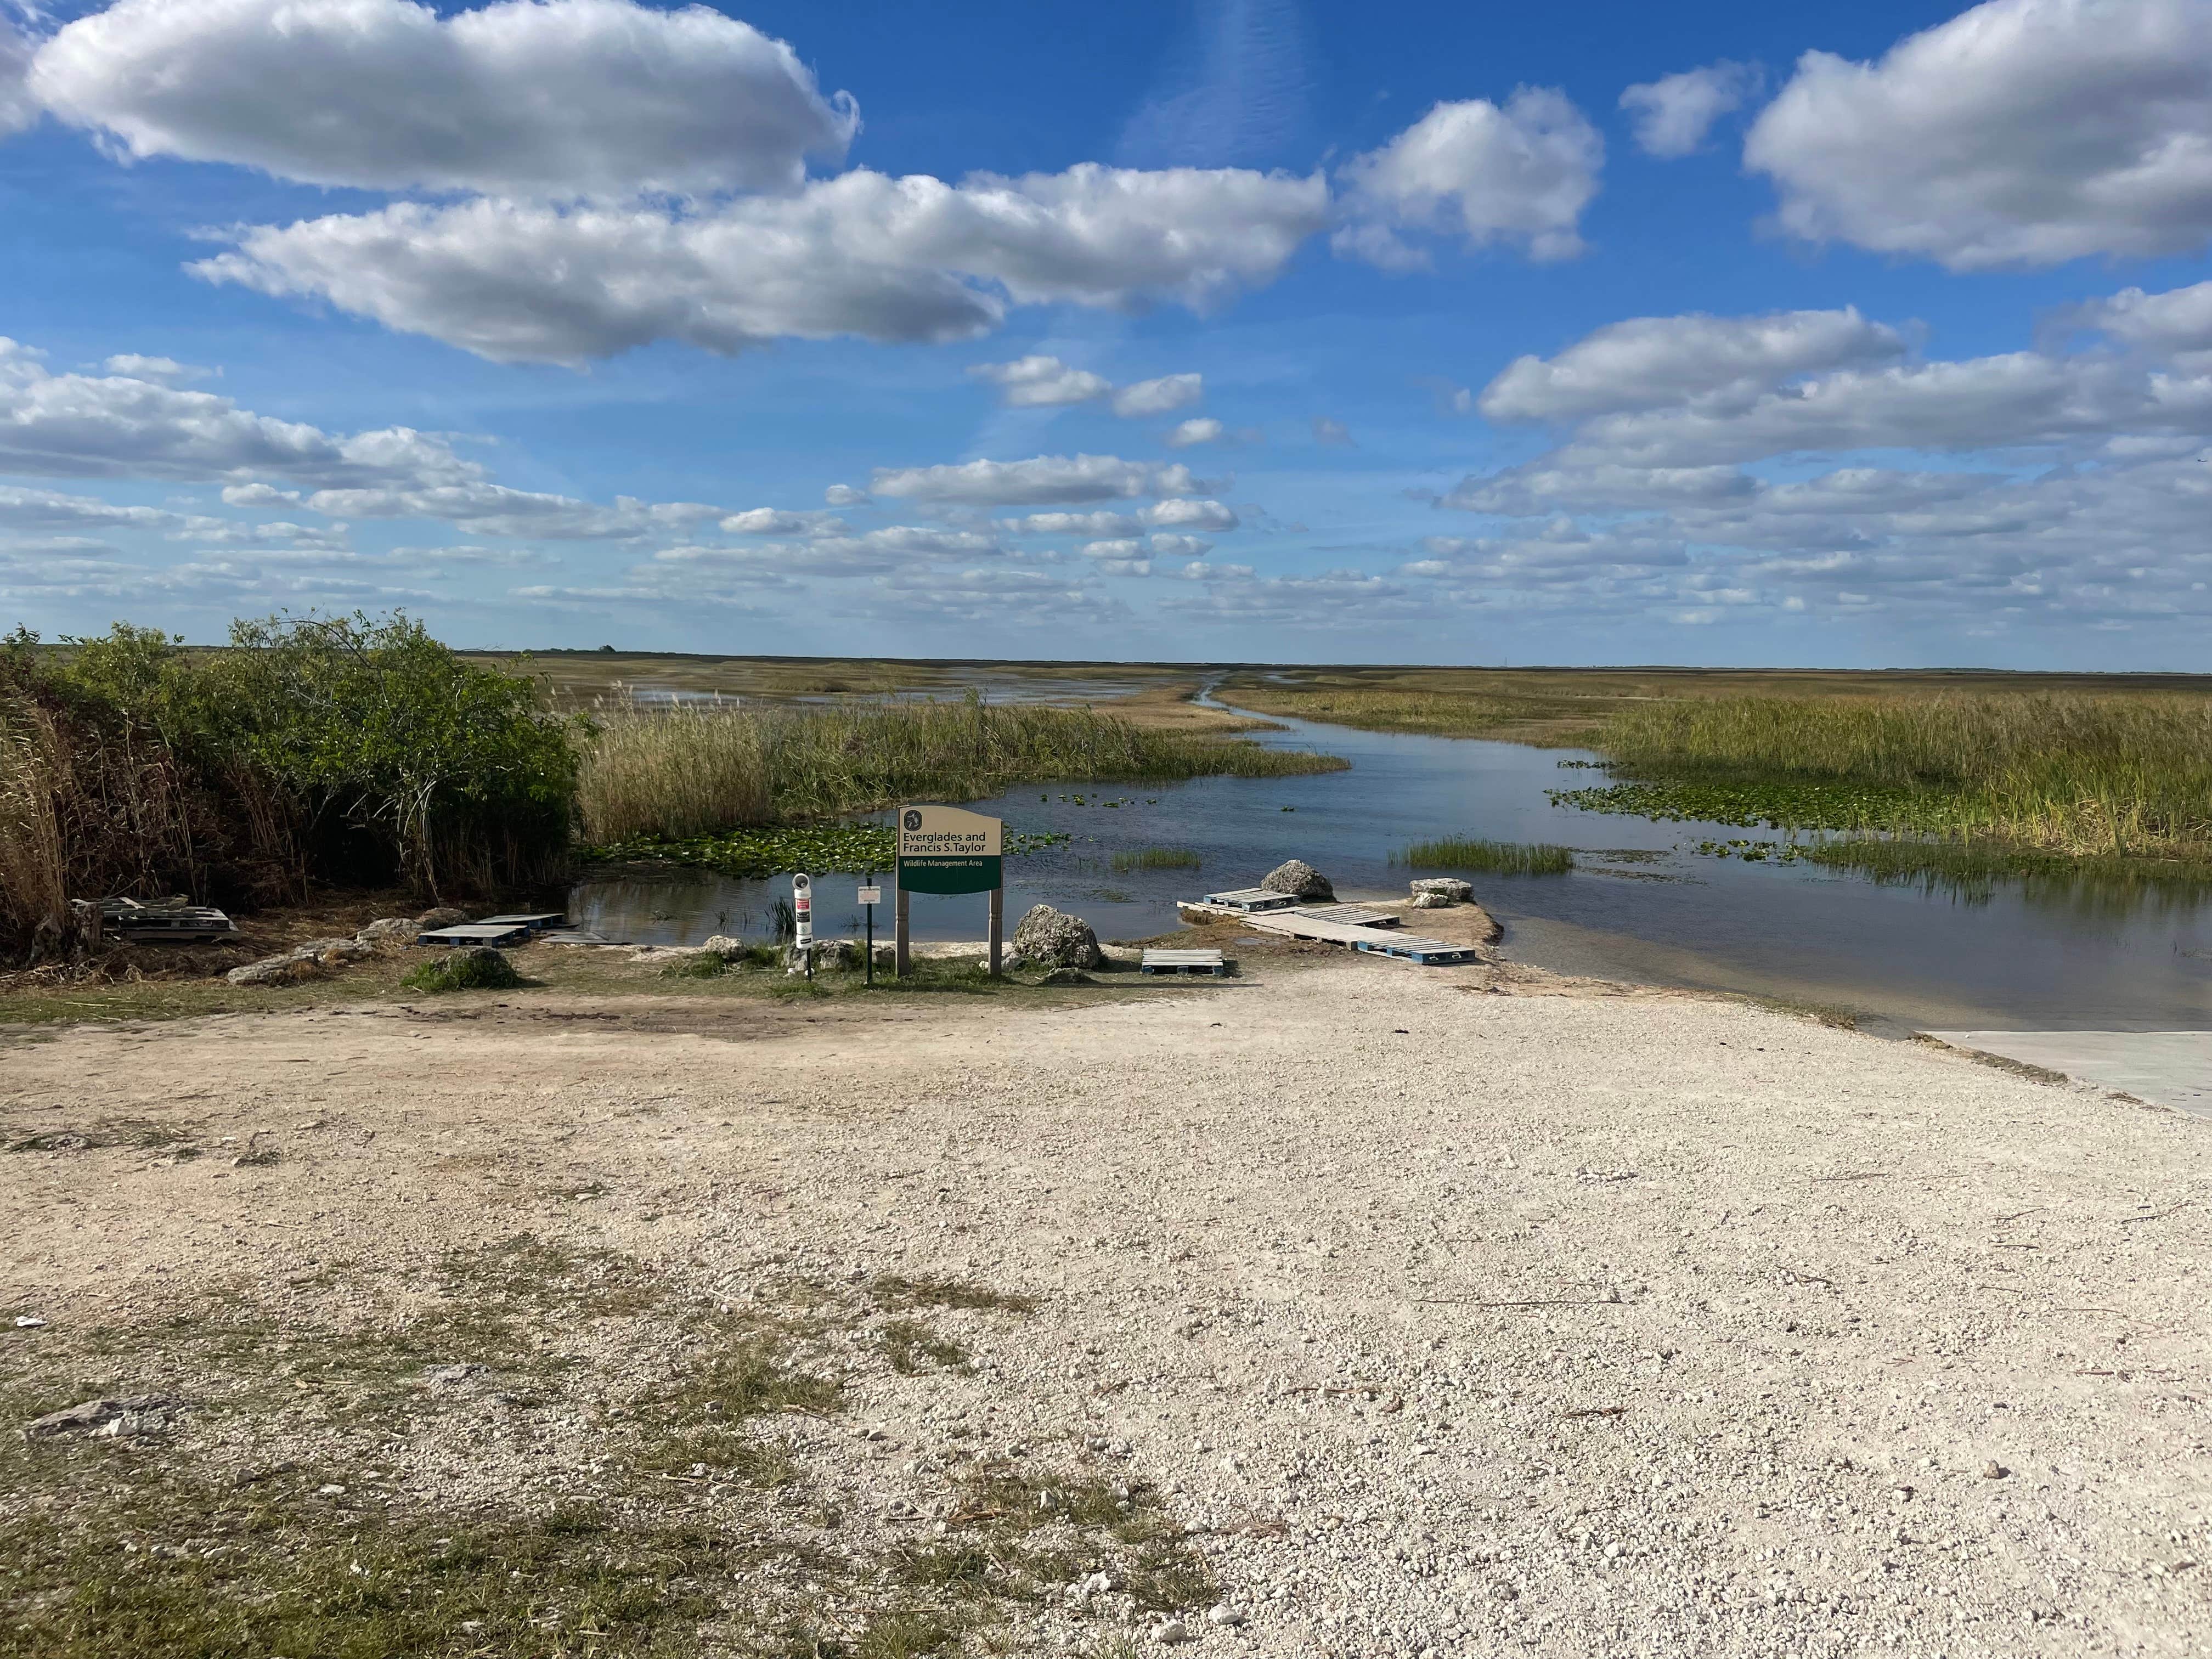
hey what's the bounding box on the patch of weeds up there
[878,1319,967,1375]
[674,1338,842,1419]
[0,1465,788,1659]
[853,1609,958,1657]
[949,1465,1216,1620]
[1120,1541,1218,1614]
[662,952,735,980]
[436,1235,668,1321]
[628,1335,842,1486]
[869,1276,1037,1315]
[399,946,526,993]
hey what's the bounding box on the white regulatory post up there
[792,871,814,979]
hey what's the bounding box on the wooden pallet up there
[1199,887,1301,912]
[1294,903,1401,928]
[1242,910,1479,964]
[1142,948,1229,977]
[1352,934,1484,965]
[417,922,531,948]
[480,911,567,932]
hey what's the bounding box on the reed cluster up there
[1110,847,1203,873]
[1595,693,2212,862]
[1392,837,1575,874]
[577,695,1342,842]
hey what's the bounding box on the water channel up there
[569,705,2212,1039]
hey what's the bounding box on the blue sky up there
[2,0,2210,668]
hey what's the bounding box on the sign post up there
[792,872,813,981]
[857,873,882,987]
[894,805,1006,977]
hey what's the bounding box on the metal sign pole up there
[858,871,881,987]
[989,883,1003,978]
[895,881,910,977]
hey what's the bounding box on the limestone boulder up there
[226,951,329,986]
[1012,904,1103,968]
[1259,859,1334,901]
[415,906,471,930]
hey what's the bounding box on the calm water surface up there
[570,707,2212,1037]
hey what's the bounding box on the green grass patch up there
[1109,847,1201,873]
[878,1318,968,1375]
[869,1276,1038,1315]
[398,947,524,993]
[1394,837,1575,874]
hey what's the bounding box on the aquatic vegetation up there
[1393,837,1575,874]
[1551,778,1921,832]
[578,694,1344,843]
[581,823,1070,878]
[1592,692,2212,865]
[1110,847,1202,872]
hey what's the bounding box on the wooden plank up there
[1353,936,1482,965]
[417,923,530,947]
[480,912,566,931]
[1201,888,1301,912]
[1241,910,1479,964]
[1294,904,1400,929]
[1143,946,1229,977]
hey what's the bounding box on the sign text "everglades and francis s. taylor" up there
[895,805,1003,895]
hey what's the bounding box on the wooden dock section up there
[1294,903,1401,929]
[1239,910,1483,965]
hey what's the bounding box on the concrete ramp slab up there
[1923,1030,2212,1120]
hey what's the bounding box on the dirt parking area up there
[2,952,2207,1657]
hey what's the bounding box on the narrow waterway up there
[570,706,2212,1037]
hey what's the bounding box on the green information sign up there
[895,805,1003,895]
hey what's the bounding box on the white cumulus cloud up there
[868,454,1202,506]
[1110,373,1203,417]
[30,0,857,198]
[1333,88,1603,268]
[1164,417,1227,447]
[195,164,1330,364]
[1745,0,2212,269]
[0,336,478,487]
[1139,497,1238,531]
[968,355,1113,407]
[2062,280,2212,368]
[1620,61,1762,159]
[1479,307,1908,422]
[997,509,1141,537]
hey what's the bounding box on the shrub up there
[1,613,581,957]
[401,947,524,992]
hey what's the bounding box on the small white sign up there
[856,885,882,905]
[792,872,813,945]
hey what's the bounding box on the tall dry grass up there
[577,695,1344,842]
[1598,693,2212,860]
